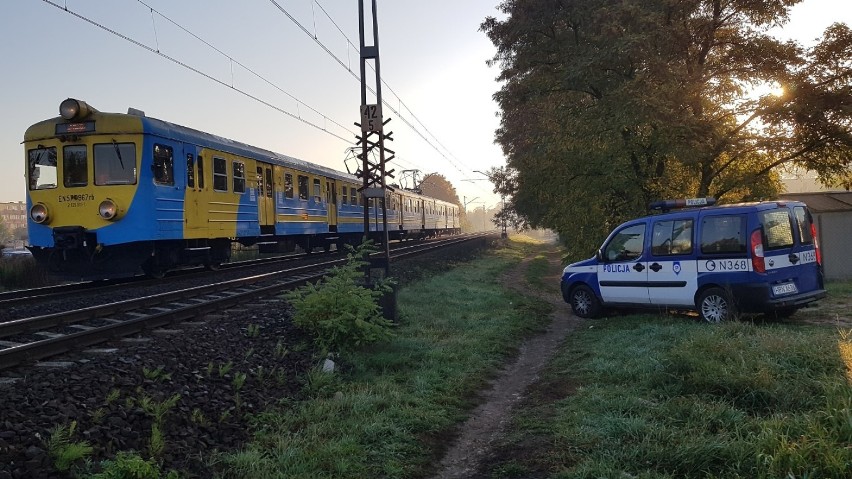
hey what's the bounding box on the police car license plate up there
[772,283,798,296]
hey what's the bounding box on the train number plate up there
[772,283,798,296]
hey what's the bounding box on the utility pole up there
[355,0,396,318]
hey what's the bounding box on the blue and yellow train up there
[24,99,460,278]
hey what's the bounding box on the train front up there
[24,99,146,278]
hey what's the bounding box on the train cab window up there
[63,145,87,187]
[297,175,309,200]
[197,156,205,189]
[94,143,136,185]
[213,157,228,191]
[233,161,246,193]
[284,173,294,199]
[28,146,57,190]
[313,179,322,202]
[152,144,174,185]
[186,154,195,188]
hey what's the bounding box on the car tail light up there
[751,229,765,273]
[810,223,821,265]
[30,203,50,224]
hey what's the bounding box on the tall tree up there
[419,173,462,206]
[482,0,852,259]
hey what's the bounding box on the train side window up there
[186,154,195,188]
[284,173,294,198]
[213,157,228,191]
[313,178,322,202]
[265,168,273,197]
[197,156,205,189]
[350,187,358,206]
[152,144,174,185]
[341,186,347,205]
[297,175,309,200]
[28,146,57,190]
[233,161,246,193]
[94,143,136,185]
[63,145,87,187]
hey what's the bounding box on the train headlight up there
[30,203,50,224]
[59,98,95,121]
[98,199,119,220]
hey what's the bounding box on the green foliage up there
[0,255,49,290]
[287,242,395,354]
[142,366,171,382]
[218,360,233,378]
[105,388,121,405]
[46,420,93,472]
[487,315,852,478]
[91,451,177,479]
[232,372,247,391]
[216,242,553,478]
[245,323,260,338]
[482,1,852,260]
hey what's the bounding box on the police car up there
[560,198,826,322]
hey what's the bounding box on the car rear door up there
[647,215,698,307]
[758,205,810,298]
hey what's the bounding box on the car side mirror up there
[595,249,603,261]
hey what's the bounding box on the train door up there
[256,163,275,229]
[326,179,338,230]
[183,145,206,238]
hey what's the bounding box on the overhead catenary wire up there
[41,0,353,143]
[272,0,475,178]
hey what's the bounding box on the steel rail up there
[0,234,487,370]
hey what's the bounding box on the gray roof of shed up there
[780,191,852,213]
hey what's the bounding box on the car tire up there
[569,284,601,319]
[697,287,737,323]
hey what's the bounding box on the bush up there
[90,451,178,479]
[287,242,395,354]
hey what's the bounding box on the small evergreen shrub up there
[287,242,395,354]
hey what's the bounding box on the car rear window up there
[760,209,794,250]
[700,215,746,254]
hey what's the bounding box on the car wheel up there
[697,287,737,323]
[570,284,601,319]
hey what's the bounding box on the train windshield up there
[94,143,137,185]
[28,147,58,190]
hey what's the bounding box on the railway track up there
[0,248,327,309]
[0,234,487,371]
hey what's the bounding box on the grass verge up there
[487,311,852,478]
[214,239,554,478]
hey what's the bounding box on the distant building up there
[780,192,852,281]
[0,201,27,248]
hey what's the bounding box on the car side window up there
[793,206,813,245]
[701,215,746,254]
[603,224,645,262]
[652,219,693,256]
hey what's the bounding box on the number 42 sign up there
[360,104,383,133]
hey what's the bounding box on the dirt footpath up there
[431,246,580,478]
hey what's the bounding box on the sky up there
[1,0,850,208]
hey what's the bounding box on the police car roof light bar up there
[649,197,716,212]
